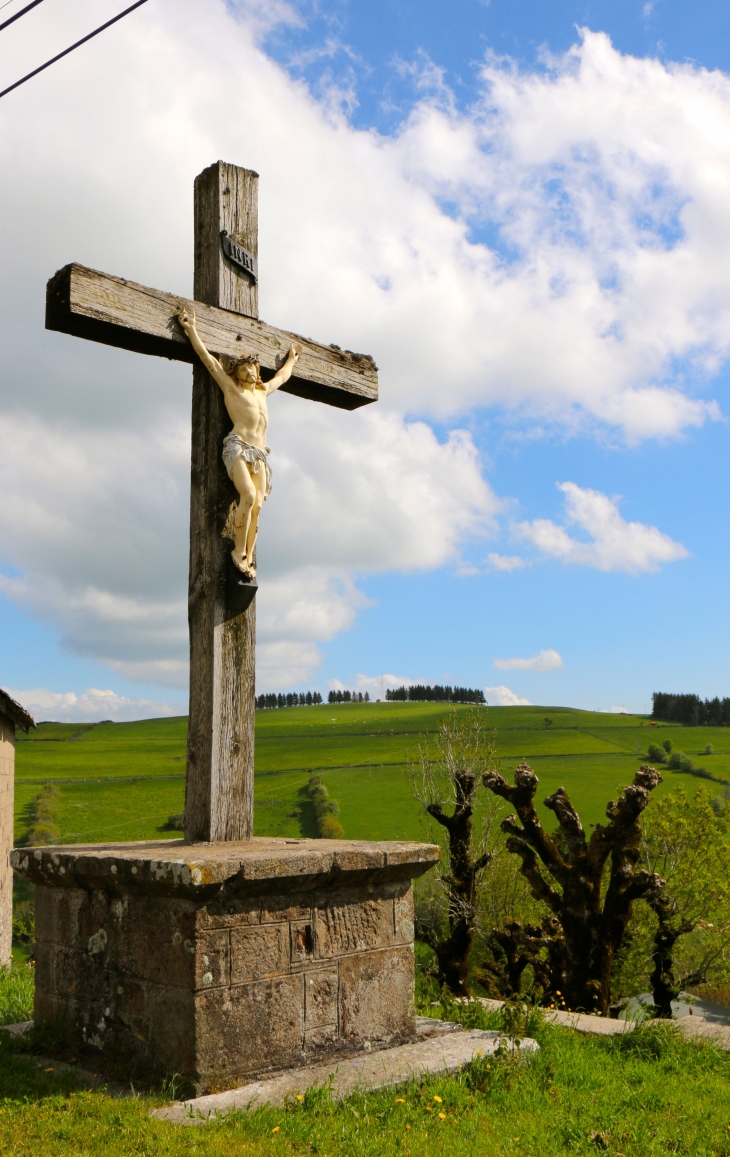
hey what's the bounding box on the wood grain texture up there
[185,164,258,844]
[195,161,258,318]
[46,264,378,410]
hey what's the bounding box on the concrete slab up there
[675,1016,730,1049]
[152,1017,539,1125]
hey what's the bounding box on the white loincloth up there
[222,433,272,496]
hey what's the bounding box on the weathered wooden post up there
[185,162,259,843]
[0,690,34,966]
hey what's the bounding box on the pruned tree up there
[639,786,730,1016]
[412,710,499,996]
[478,916,565,1000]
[482,762,664,1015]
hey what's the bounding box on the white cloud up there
[517,482,689,574]
[494,649,564,672]
[486,553,529,572]
[484,685,532,706]
[5,687,182,724]
[345,673,417,698]
[0,4,726,689]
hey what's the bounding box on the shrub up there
[663,738,673,754]
[319,815,345,839]
[705,743,714,755]
[648,744,666,764]
[17,785,60,847]
[161,812,184,831]
[307,776,344,838]
[668,751,695,773]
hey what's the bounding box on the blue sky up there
[1,0,730,720]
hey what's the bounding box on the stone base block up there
[12,837,438,1094]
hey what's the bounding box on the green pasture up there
[13,703,730,845]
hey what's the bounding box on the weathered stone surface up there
[0,696,34,967]
[231,923,289,982]
[304,968,338,1028]
[340,947,415,1044]
[12,838,439,898]
[315,893,394,958]
[15,838,439,1093]
[196,974,305,1082]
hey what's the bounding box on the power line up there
[0,0,151,100]
[0,0,46,34]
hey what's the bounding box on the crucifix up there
[46,161,378,844]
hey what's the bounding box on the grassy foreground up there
[1,999,729,1156]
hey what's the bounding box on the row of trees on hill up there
[256,691,323,709]
[653,691,730,726]
[413,710,730,1017]
[328,690,370,703]
[386,684,486,704]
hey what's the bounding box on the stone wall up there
[33,875,417,1091]
[0,709,15,966]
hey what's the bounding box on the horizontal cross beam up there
[46,264,378,411]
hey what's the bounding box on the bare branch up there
[505,836,562,914]
[544,787,587,859]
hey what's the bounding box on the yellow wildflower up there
[433,1095,442,1103]
[395,1098,405,1104]
[438,1113,446,1120]
[296,1094,304,1102]
[272,1126,280,1133]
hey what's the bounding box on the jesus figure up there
[177,305,300,579]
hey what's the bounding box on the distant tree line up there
[328,690,370,703]
[386,684,486,704]
[256,691,324,710]
[652,692,730,726]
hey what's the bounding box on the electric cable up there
[0,0,46,34]
[0,0,151,100]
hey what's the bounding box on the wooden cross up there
[45,161,378,843]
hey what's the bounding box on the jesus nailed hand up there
[176,305,300,580]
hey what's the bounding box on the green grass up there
[2,1002,730,1155]
[0,963,33,1025]
[14,704,730,846]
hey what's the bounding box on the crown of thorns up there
[223,353,260,374]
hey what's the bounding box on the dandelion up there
[438,1113,446,1120]
[406,1125,411,1131]
[555,990,561,995]
[395,1098,405,1104]
[425,1106,432,1112]
[476,1050,483,1057]
[296,1094,304,1102]
[272,1126,280,1133]
[433,1095,442,1103]
[44,1067,54,1073]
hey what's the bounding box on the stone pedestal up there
[0,689,35,967]
[12,837,438,1092]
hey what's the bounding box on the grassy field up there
[14,703,730,845]
[8,706,730,1155]
[2,997,730,1156]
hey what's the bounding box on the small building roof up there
[0,689,35,733]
